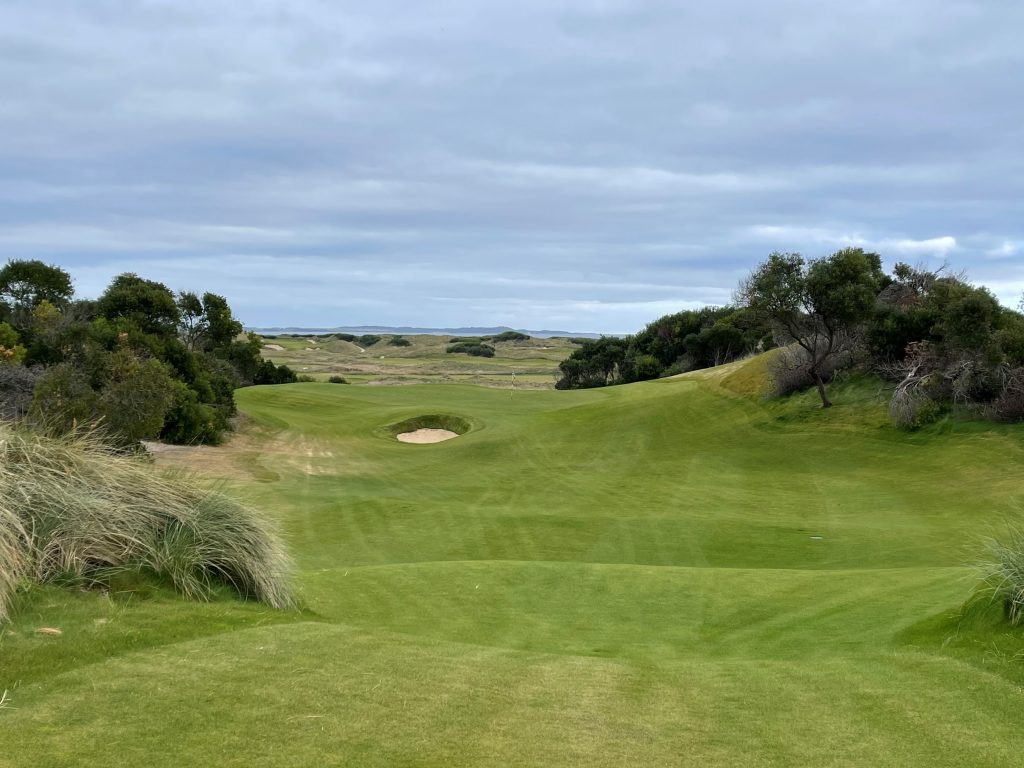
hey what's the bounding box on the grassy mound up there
[0,424,294,620]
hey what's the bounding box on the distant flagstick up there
[510,370,516,398]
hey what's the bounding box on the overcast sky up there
[2,1,1022,332]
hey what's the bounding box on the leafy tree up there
[97,273,180,337]
[555,337,629,389]
[202,292,243,350]
[738,248,885,407]
[177,291,207,351]
[0,260,73,331]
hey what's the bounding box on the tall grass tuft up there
[981,524,1024,625]
[0,423,295,620]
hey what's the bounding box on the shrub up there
[29,362,99,433]
[888,386,945,430]
[0,364,40,421]
[388,336,412,347]
[487,331,530,342]
[328,375,349,384]
[254,360,298,385]
[161,384,228,445]
[0,321,25,364]
[356,334,382,347]
[0,424,295,620]
[296,374,316,382]
[446,342,495,358]
[765,344,850,398]
[988,367,1024,422]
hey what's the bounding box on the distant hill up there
[248,325,607,339]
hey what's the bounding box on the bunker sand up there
[396,428,459,444]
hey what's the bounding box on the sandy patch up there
[396,428,459,444]
[263,343,285,351]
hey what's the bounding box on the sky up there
[2,1,1023,333]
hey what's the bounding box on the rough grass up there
[981,524,1024,625]
[0,424,294,619]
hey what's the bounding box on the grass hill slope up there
[3,358,1024,766]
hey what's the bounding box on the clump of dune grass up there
[980,524,1024,625]
[0,423,294,620]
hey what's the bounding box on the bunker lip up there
[396,428,459,444]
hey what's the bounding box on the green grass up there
[4,358,1024,765]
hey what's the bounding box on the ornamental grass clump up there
[981,524,1024,625]
[0,423,294,621]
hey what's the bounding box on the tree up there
[738,248,885,407]
[0,259,73,331]
[177,291,207,351]
[202,292,243,350]
[97,273,180,337]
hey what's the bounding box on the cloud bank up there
[2,1,1022,331]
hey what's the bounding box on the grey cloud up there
[1,1,1022,331]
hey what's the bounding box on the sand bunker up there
[263,344,285,351]
[396,428,459,444]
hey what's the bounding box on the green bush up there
[446,342,495,358]
[161,384,228,445]
[388,336,412,347]
[0,424,295,620]
[0,321,25,364]
[356,335,382,347]
[328,375,349,384]
[487,331,530,342]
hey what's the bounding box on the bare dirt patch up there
[396,428,459,444]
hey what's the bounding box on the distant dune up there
[248,324,610,339]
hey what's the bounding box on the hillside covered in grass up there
[3,354,1024,766]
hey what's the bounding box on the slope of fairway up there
[4,360,1024,766]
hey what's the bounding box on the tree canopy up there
[0,260,297,445]
[738,248,886,407]
[0,260,73,330]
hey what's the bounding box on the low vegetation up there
[487,331,531,342]
[0,423,294,620]
[0,260,297,445]
[556,305,771,389]
[557,251,1024,431]
[446,341,496,357]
